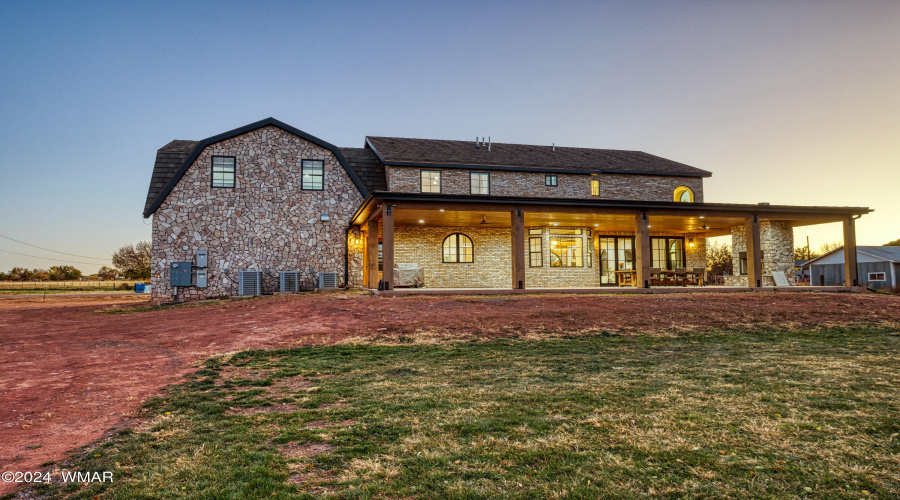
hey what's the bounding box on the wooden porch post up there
[745,215,762,288]
[843,217,858,287]
[366,218,379,289]
[635,211,651,288]
[511,206,525,289]
[382,205,395,290]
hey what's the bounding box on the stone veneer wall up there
[347,226,365,288]
[150,126,365,302]
[386,166,704,202]
[724,221,794,287]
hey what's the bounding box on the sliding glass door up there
[599,237,634,285]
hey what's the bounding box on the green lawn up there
[25,328,899,499]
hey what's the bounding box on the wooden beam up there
[382,204,395,290]
[746,216,762,288]
[635,212,651,288]
[366,218,379,289]
[843,217,858,286]
[511,207,525,289]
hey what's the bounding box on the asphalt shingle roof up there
[144,140,199,214]
[339,147,387,192]
[365,137,712,177]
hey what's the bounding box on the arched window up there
[442,233,474,263]
[674,186,694,202]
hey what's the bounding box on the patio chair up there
[649,268,662,287]
[685,267,704,286]
[673,267,687,287]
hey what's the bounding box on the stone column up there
[843,217,858,287]
[745,216,762,288]
[366,218,379,289]
[635,211,651,288]
[511,207,525,289]
[382,205,395,290]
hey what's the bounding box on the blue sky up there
[1,1,898,273]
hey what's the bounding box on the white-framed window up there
[545,175,558,187]
[301,160,324,190]
[868,272,886,281]
[470,172,490,195]
[211,156,235,188]
[591,179,599,196]
[420,170,441,193]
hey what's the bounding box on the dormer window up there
[674,186,694,202]
[545,175,558,187]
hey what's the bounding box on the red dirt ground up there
[1,291,899,495]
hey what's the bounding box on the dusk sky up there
[1,1,898,273]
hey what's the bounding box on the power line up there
[0,248,111,267]
[0,234,110,260]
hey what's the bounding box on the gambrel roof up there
[143,118,369,218]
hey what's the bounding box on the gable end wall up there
[150,126,364,302]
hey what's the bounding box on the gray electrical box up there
[196,250,208,268]
[195,270,208,288]
[169,262,193,286]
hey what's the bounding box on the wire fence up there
[0,281,147,290]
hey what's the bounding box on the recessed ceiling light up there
[594,223,598,227]
[553,222,559,226]
[648,225,652,228]
[699,216,705,219]
[419,219,425,223]
[439,209,445,212]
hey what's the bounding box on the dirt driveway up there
[1,291,899,495]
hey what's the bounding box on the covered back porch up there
[348,193,870,292]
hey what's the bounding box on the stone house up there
[143,118,871,302]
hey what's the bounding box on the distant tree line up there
[0,265,84,281]
[1,241,152,281]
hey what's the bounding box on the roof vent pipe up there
[488,136,491,152]
[475,137,479,148]
[553,143,555,152]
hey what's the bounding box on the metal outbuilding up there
[807,246,900,289]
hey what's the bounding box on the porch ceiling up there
[387,208,751,237]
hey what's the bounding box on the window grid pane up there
[211,157,235,188]
[302,160,324,190]
[591,180,599,196]
[529,236,543,267]
[443,233,473,263]
[421,171,441,193]
[471,173,489,194]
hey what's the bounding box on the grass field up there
[21,327,899,499]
